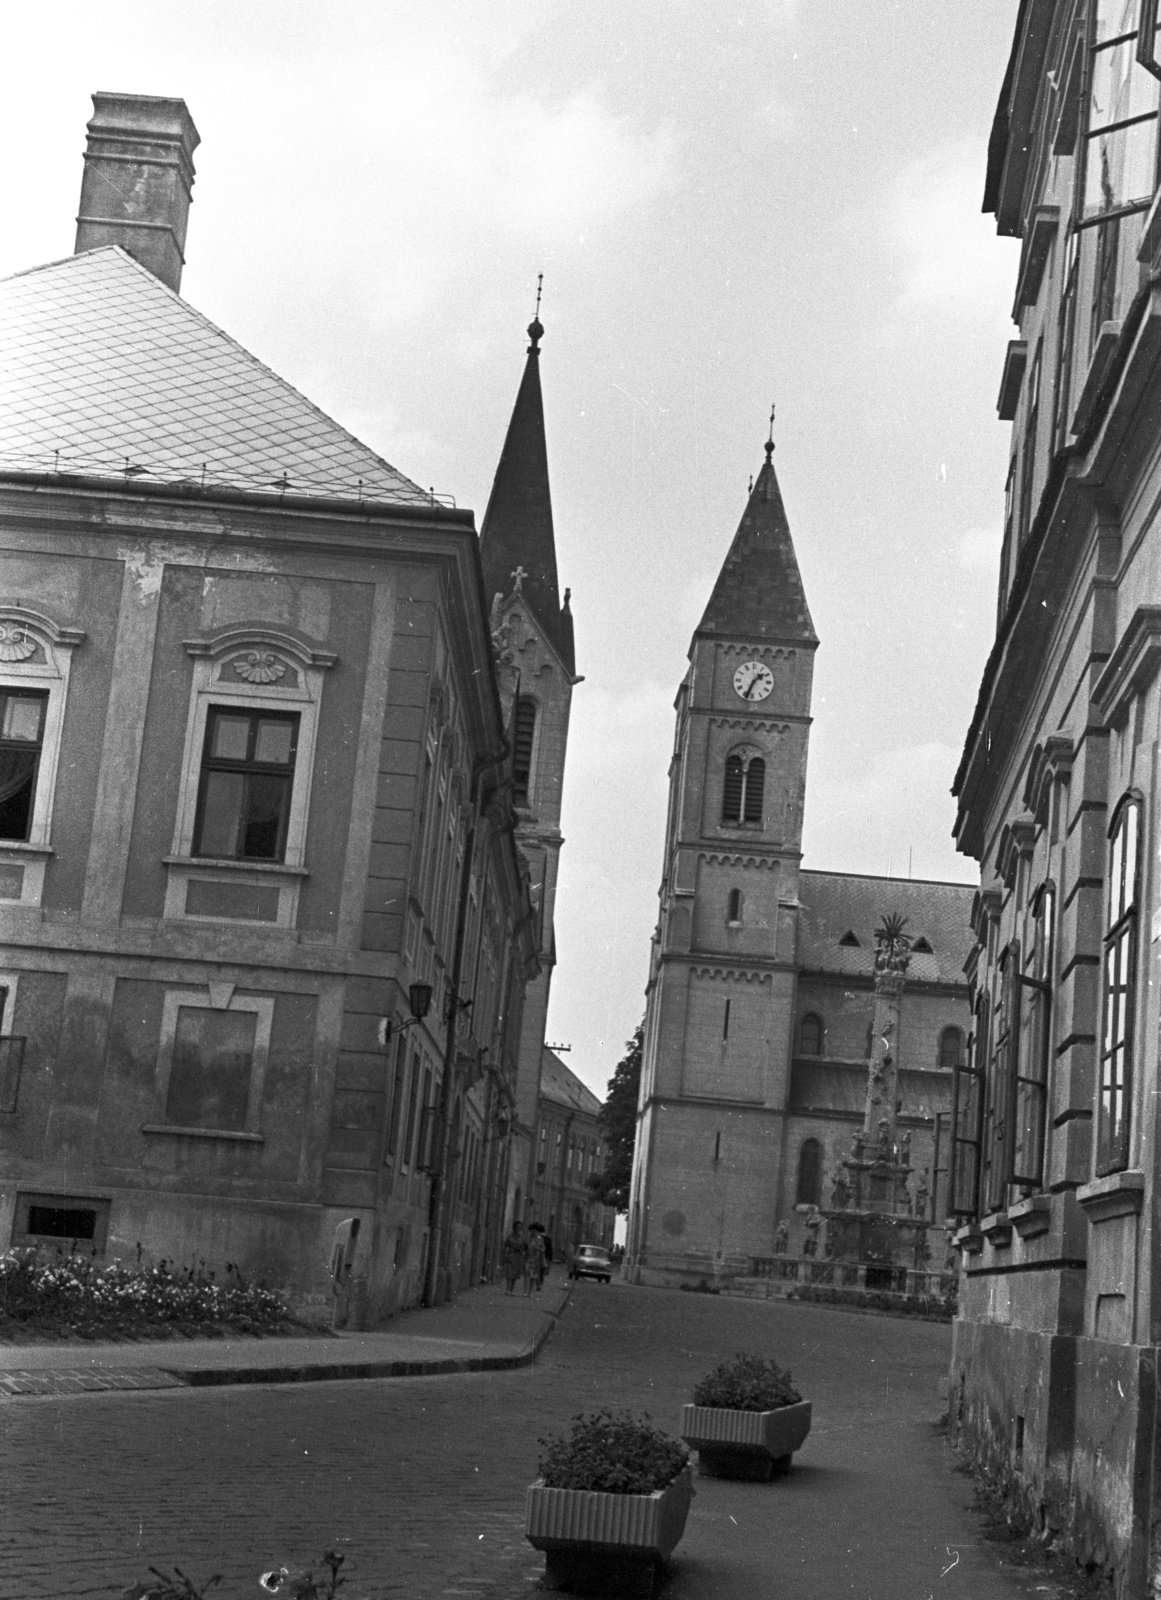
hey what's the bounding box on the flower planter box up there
[525,1464,694,1596]
[680,1399,812,1481]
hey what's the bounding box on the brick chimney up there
[74,93,200,293]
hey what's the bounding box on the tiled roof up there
[0,247,432,507]
[696,449,816,644]
[797,870,975,984]
[539,1048,603,1116]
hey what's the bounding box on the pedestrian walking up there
[502,1221,527,1295]
[524,1227,546,1296]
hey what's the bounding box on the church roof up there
[696,445,816,645]
[796,869,974,985]
[0,246,431,506]
[479,319,574,672]
[539,1047,602,1118]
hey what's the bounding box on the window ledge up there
[164,856,307,878]
[1077,1168,1143,1223]
[1009,1194,1052,1238]
[0,841,53,857]
[142,1124,264,1143]
[980,1210,1013,1246]
[954,1223,984,1255]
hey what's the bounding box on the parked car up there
[570,1243,613,1283]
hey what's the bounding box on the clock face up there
[733,660,774,702]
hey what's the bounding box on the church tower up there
[479,312,578,1230]
[626,436,817,1284]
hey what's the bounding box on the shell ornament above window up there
[0,623,36,662]
[233,650,287,684]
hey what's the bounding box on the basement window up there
[11,1192,111,1255]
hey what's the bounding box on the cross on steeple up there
[511,564,527,593]
[766,402,775,459]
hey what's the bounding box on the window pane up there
[1124,802,1139,908]
[166,1007,257,1129]
[196,770,245,857]
[2,697,44,742]
[722,756,744,822]
[211,715,252,761]
[1090,37,1157,132]
[743,758,765,823]
[1085,116,1159,216]
[1095,0,1140,43]
[241,773,289,858]
[0,749,37,840]
[254,719,294,765]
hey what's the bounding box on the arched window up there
[512,697,537,807]
[938,1027,963,1071]
[1098,796,1141,1174]
[721,747,765,826]
[727,888,743,925]
[796,1138,822,1206]
[799,1012,823,1056]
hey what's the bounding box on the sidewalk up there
[0,1272,570,1398]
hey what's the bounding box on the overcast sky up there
[1,1,1021,1101]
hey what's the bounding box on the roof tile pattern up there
[0,248,430,506]
[697,450,816,644]
[797,870,975,983]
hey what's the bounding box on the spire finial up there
[765,402,775,459]
[528,273,544,352]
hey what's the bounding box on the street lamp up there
[380,982,433,1046]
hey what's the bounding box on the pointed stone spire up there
[696,435,816,645]
[480,302,574,672]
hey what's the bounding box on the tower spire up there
[480,289,574,671]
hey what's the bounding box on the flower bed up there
[787,1282,955,1321]
[0,1249,295,1340]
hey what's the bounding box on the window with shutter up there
[513,698,537,807]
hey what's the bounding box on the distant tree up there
[587,1023,643,1214]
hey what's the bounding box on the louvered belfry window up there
[513,698,536,807]
[722,750,765,826]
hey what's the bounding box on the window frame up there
[721,744,766,828]
[1013,882,1055,1189]
[799,1012,824,1057]
[0,608,85,908]
[192,706,301,863]
[512,695,538,809]
[795,1137,823,1208]
[148,988,274,1140]
[1097,794,1142,1174]
[949,995,989,1219]
[986,944,1020,1213]
[1077,3,1161,232]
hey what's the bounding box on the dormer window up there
[838,930,860,948]
[912,936,934,954]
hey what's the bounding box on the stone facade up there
[528,1047,616,1254]
[0,95,541,1326]
[625,445,973,1287]
[951,7,1161,1592]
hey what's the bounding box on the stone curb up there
[0,1284,573,1399]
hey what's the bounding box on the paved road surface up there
[2,1282,1061,1598]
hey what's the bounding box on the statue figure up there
[773,1220,789,1256]
[802,1205,822,1258]
[873,911,913,976]
[915,1168,930,1220]
[831,1167,850,1210]
[900,1130,911,1166]
[877,1118,891,1158]
[852,1129,865,1161]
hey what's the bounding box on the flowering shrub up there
[691,1352,801,1411]
[120,1550,347,1599]
[0,1249,291,1339]
[538,1409,689,1495]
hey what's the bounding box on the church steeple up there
[697,440,815,646]
[479,310,574,673]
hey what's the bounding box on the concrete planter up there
[680,1399,812,1480]
[525,1463,694,1596]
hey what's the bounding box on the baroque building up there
[0,93,558,1324]
[625,441,973,1284]
[949,5,1161,1592]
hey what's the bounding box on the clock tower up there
[626,437,818,1283]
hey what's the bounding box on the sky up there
[0,1,1022,1102]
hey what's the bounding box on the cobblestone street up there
[3,1282,1059,1599]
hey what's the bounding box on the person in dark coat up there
[502,1221,527,1295]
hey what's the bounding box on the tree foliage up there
[587,1023,643,1213]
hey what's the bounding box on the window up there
[513,697,537,807]
[166,1007,258,1130]
[0,691,47,841]
[799,1013,824,1056]
[400,1049,422,1172]
[727,888,743,924]
[985,945,1019,1212]
[1014,884,1055,1188]
[912,937,933,954]
[1054,232,1080,449]
[1018,341,1043,548]
[950,998,988,1218]
[938,1027,964,1071]
[151,989,273,1138]
[384,1036,408,1166]
[1081,0,1161,228]
[1098,796,1141,1173]
[193,708,299,861]
[11,1192,111,1255]
[838,930,861,948]
[1091,217,1121,349]
[796,1138,822,1207]
[722,749,765,825]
